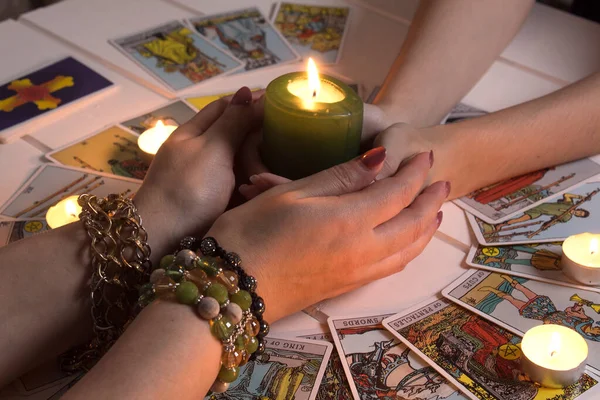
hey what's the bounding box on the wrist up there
[420,124,458,198]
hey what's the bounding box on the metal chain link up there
[60,194,151,372]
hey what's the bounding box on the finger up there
[290,147,386,198]
[343,151,432,224]
[221,89,265,103]
[372,124,422,180]
[238,130,270,178]
[357,211,442,284]
[167,98,229,143]
[239,184,264,201]
[249,173,291,188]
[202,87,261,157]
[374,180,449,254]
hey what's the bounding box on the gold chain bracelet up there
[61,194,151,372]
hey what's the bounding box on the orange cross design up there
[0,76,74,112]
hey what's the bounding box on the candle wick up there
[550,350,557,357]
[312,90,317,98]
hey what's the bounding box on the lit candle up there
[261,58,363,179]
[521,324,588,388]
[45,195,82,229]
[137,120,178,156]
[561,233,600,285]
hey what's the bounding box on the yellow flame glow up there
[548,331,561,357]
[155,120,165,128]
[65,199,78,217]
[591,238,599,255]
[307,58,320,99]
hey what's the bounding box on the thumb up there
[292,147,386,198]
[202,87,261,157]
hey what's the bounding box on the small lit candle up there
[562,233,600,285]
[521,324,588,388]
[137,120,178,155]
[261,58,363,179]
[45,195,82,229]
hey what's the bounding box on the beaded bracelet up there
[138,238,268,393]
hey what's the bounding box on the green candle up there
[261,60,363,179]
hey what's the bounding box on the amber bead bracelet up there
[137,237,268,393]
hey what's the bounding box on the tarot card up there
[188,8,301,72]
[328,313,465,400]
[464,243,600,291]
[443,269,600,371]
[119,100,197,134]
[111,21,243,92]
[291,330,354,400]
[442,103,487,124]
[185,87,263,110]
[0,219,49,246]
[0,57,113,141]
[0,164,141,219]
[383,296,600,400]
[468,181,600,245]
[204,336,332,400]
[46,126,148,180]
[272,3,351,65]
[455,159,600,224]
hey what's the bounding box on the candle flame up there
[65,199,78,218]
[591,238,598,255]
[155,120,165,128]
[548,331,561,357]
[307,58,320,99]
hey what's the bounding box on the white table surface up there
[4,0,598,332]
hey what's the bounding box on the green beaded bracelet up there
[138,249,261,393]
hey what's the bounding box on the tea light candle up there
[45,195,82,229]
[138,120,177,155]
[261,58,363,179]
[521,324,588,388]
[562,233,600,285]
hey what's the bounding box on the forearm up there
[375,0,533,127]
[0,223,92,386]
[63,301,221,399]
[429,71,600,198]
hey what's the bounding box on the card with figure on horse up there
[442,269,600,372]
[468,181,600,245]
[465,243,600,292]
[187,8,300,72]
[383,296,600,400]
[46,125,148,180]
[111,21,243,92]
[271,3,351,65]
[203,336,331,400]
[455,158,600,224]
[0,164,141,219]
[0,56,113,143]
[327,313,466,400]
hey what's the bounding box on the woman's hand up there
[208,149,449,322]
[134,87,262,262]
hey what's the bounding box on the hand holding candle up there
[261,58,363,179]
[521,324,588,388]
[45,195,82,229]
[562,233,600,285]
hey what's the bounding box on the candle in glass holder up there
[521,324,587,388]
[562,233,600,285]
[138,120,177,156]
[45,195,82,229]
[261,58,363,179]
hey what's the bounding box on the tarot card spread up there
[383,297,600,400]
[272,3,350,64]
[0,57,113,133]
[189,8,300,72]
[112,21,243,91]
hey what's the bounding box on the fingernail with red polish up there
[231,86,252,105]
[436,211,444,227]
[429,150,434,168]
[360,147,386,170]
[445,181,451,198]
